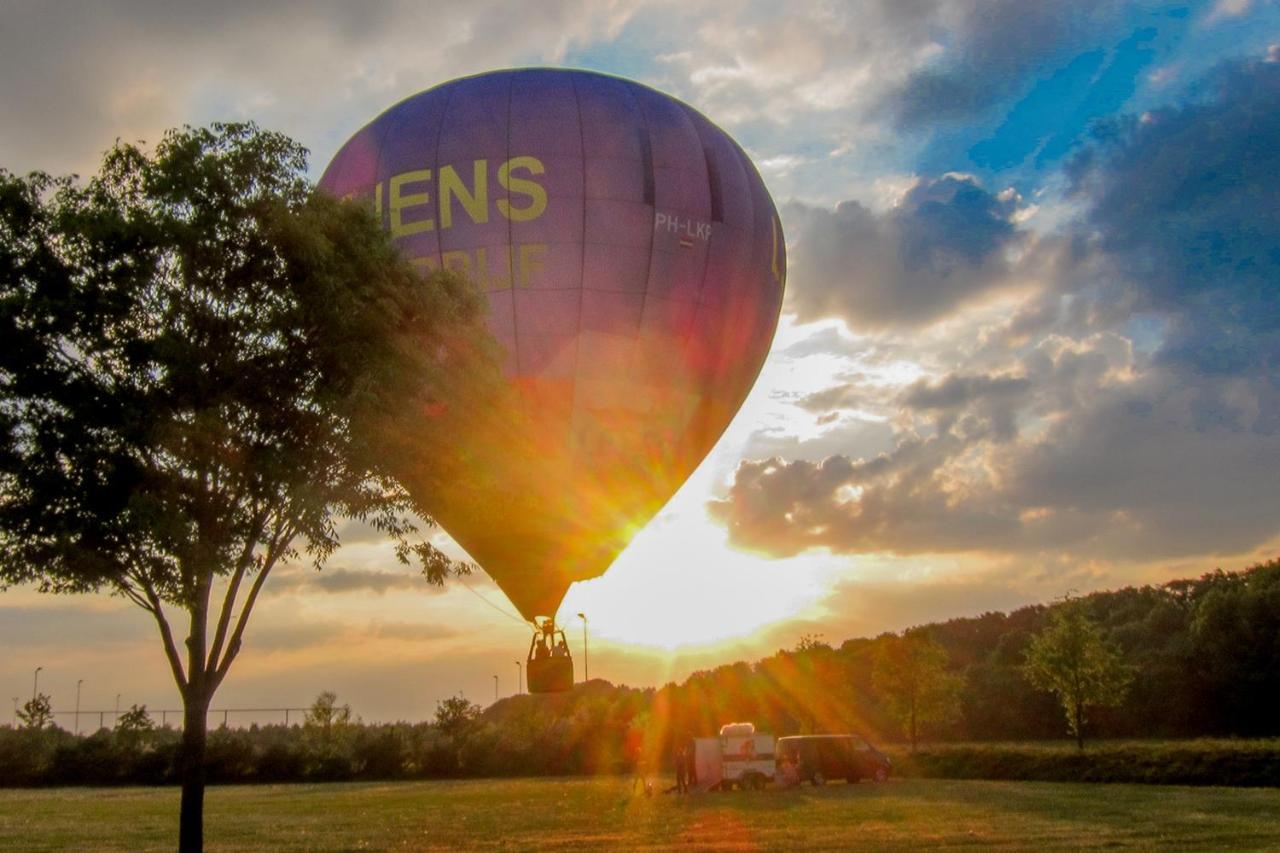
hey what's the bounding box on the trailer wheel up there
[873,767,889,783]
[811,771,826,787]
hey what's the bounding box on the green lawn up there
[2,776,1279,851]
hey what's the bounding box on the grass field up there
[3,776,1279,851]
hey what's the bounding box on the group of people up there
[532,635,569,660]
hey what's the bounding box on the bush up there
[889,740,1280,787]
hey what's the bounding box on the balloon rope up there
[455,574,531,626]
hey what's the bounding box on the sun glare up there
[560,513,831,651]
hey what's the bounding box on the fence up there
[42,707,312,732]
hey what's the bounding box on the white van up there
[692,722,776,790]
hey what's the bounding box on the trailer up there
[692,722,776,791]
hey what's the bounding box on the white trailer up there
[693,722,776,790]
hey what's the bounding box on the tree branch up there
[211,517,295,688]
[115,576,155,613]
[205,505,268,674]
[136,574,189,691]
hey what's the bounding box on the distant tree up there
[434,694,482,739]
[116,704,156,751]
[0,123,493,851]
[116,704,155,734]
[433,694,483,775]
[872,630,963,752]
[303,690,353,762]
[17,693,53,730]
[305,690,352,733]
[1024,600,1132,750]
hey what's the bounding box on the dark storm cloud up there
[785,175,1024,330]
[1068,55,1280,380]
[889,0,1127,127]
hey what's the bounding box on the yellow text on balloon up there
[410,244,547,290]
[376,155,548,237]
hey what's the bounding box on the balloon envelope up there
[321,68,784,622]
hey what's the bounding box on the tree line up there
[4,558,1277,788]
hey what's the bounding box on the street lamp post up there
[577,613,589,683]
[11,697,17,727]
[32,666,43,702]
[75,680,84,735]
[514,660,522,695]
[114,693,121,726]
[493,675,499,703]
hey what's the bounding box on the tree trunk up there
[179,693,211,853]
[1074,701,1084,752]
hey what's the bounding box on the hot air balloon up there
[320,68,784,691]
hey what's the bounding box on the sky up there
[3,0,1280,724]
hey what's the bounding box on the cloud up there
[245,618,457,651]
[713,49,1280,570]
[268,565,433,596]
[659,1,944,124]
[712,324,1280,565]
[888,0,1130,128]
[784,175,1026,330]
[0,1,640,176]
[1067,53,1280,378]
[0,604,148,648]
[309,569,426,595]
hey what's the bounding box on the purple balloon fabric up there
[321,69,784,622]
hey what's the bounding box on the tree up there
[0,123,493,851]
[1023,600,1132,750]
[303,690,354,769]
[116,704,156,751]
[434,694,482,739]
[872,630,963,752]
[17,693,53,730]
[305,690,353,735]
[433,694,483,775]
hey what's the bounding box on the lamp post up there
[493,675,499,703]
[32,666,43,702]
[514,660,523,695]
[75,680,84,735]
[577,613,589,683]
[11,697,17,726]
[114,693,120,726]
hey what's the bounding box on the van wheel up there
[811,772,825,787]
[873,767,889,783]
